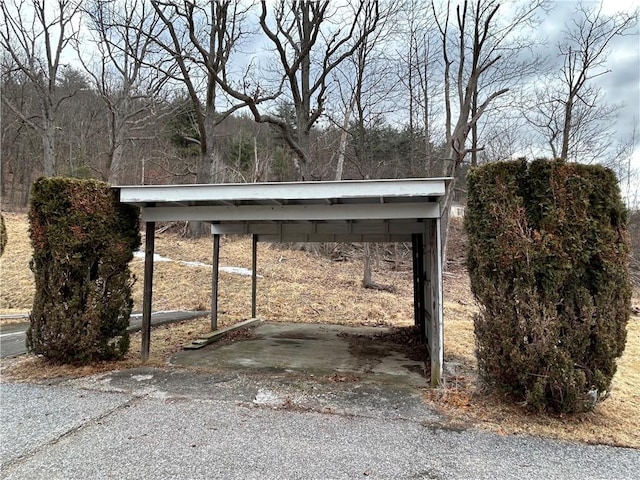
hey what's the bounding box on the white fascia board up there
[141,202,441,222]
[117,178,448,204]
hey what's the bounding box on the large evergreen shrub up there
[27,177,140,364]
[466,159,631,413]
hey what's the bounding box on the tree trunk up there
[295,108,312,180]
[108,135,125,184]
[187,111,220,238]
[43,118,56,176]
[424,78,432,176]
[561,95,574,160]
[107,94,129,184]
[335,101,354,181]
[439,177,457,273]
[252,136,266,182]
[471,86,478,167]
[363,242,373,286]
[295,140,311,180]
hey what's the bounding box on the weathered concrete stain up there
[171,321,427,387]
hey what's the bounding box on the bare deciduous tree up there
[397,0,442,176]
[432,0,546,262]
[333,2,396,289]
[217,0,381,180]
[525,2,637,164]
[558,3,637,161]
[0,0,82,176]
[433,0,545,174]
[146,0,279,236]
[79,0,172,183]
[1,59,43,205]
[148,0,245,188]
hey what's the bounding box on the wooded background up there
[1,0,638,214]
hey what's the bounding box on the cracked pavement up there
[2,367,639,480]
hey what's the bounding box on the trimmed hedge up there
[27,177,140,364]
[465,159,631,413]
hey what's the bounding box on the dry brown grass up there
[2,213,639,448]
[0,212,34,314]
[1,214,413,324]
[127,234,415,327]
[1,317,213,381]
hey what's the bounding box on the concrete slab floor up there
[170,321,428,387]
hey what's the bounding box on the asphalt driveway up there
[1,367,638,479]
[2,320,638,479]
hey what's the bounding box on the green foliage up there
[274,102,298,139]
[0,213,7,257]
[359,124,412,178]
[228,131,255,172]
[271,145,297,181]
[465,159,631,413]
[27,177,141,364]
[168,96,200,155]
[61,161,92,179]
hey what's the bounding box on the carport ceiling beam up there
[256,233,414,243]
[211,221,427,236]
[139,202,440,222]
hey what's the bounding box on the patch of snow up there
[220,266,254,276]
[133,251,171,262]
[129,310,184,318]
[179,260,210,268]
[131,374,154,382]
[133,251,259,276]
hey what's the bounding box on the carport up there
[115,178,451,386]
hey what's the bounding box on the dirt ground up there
[1,213,639,448]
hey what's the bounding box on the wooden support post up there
[141,221,155,362]
[251,234,257,318]
[211,233,220,331]
[412,233,426,340]
[428,218,444,387]
[412,234,420,328]
[424,222,433,338]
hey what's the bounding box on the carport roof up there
[115,177,451,243]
